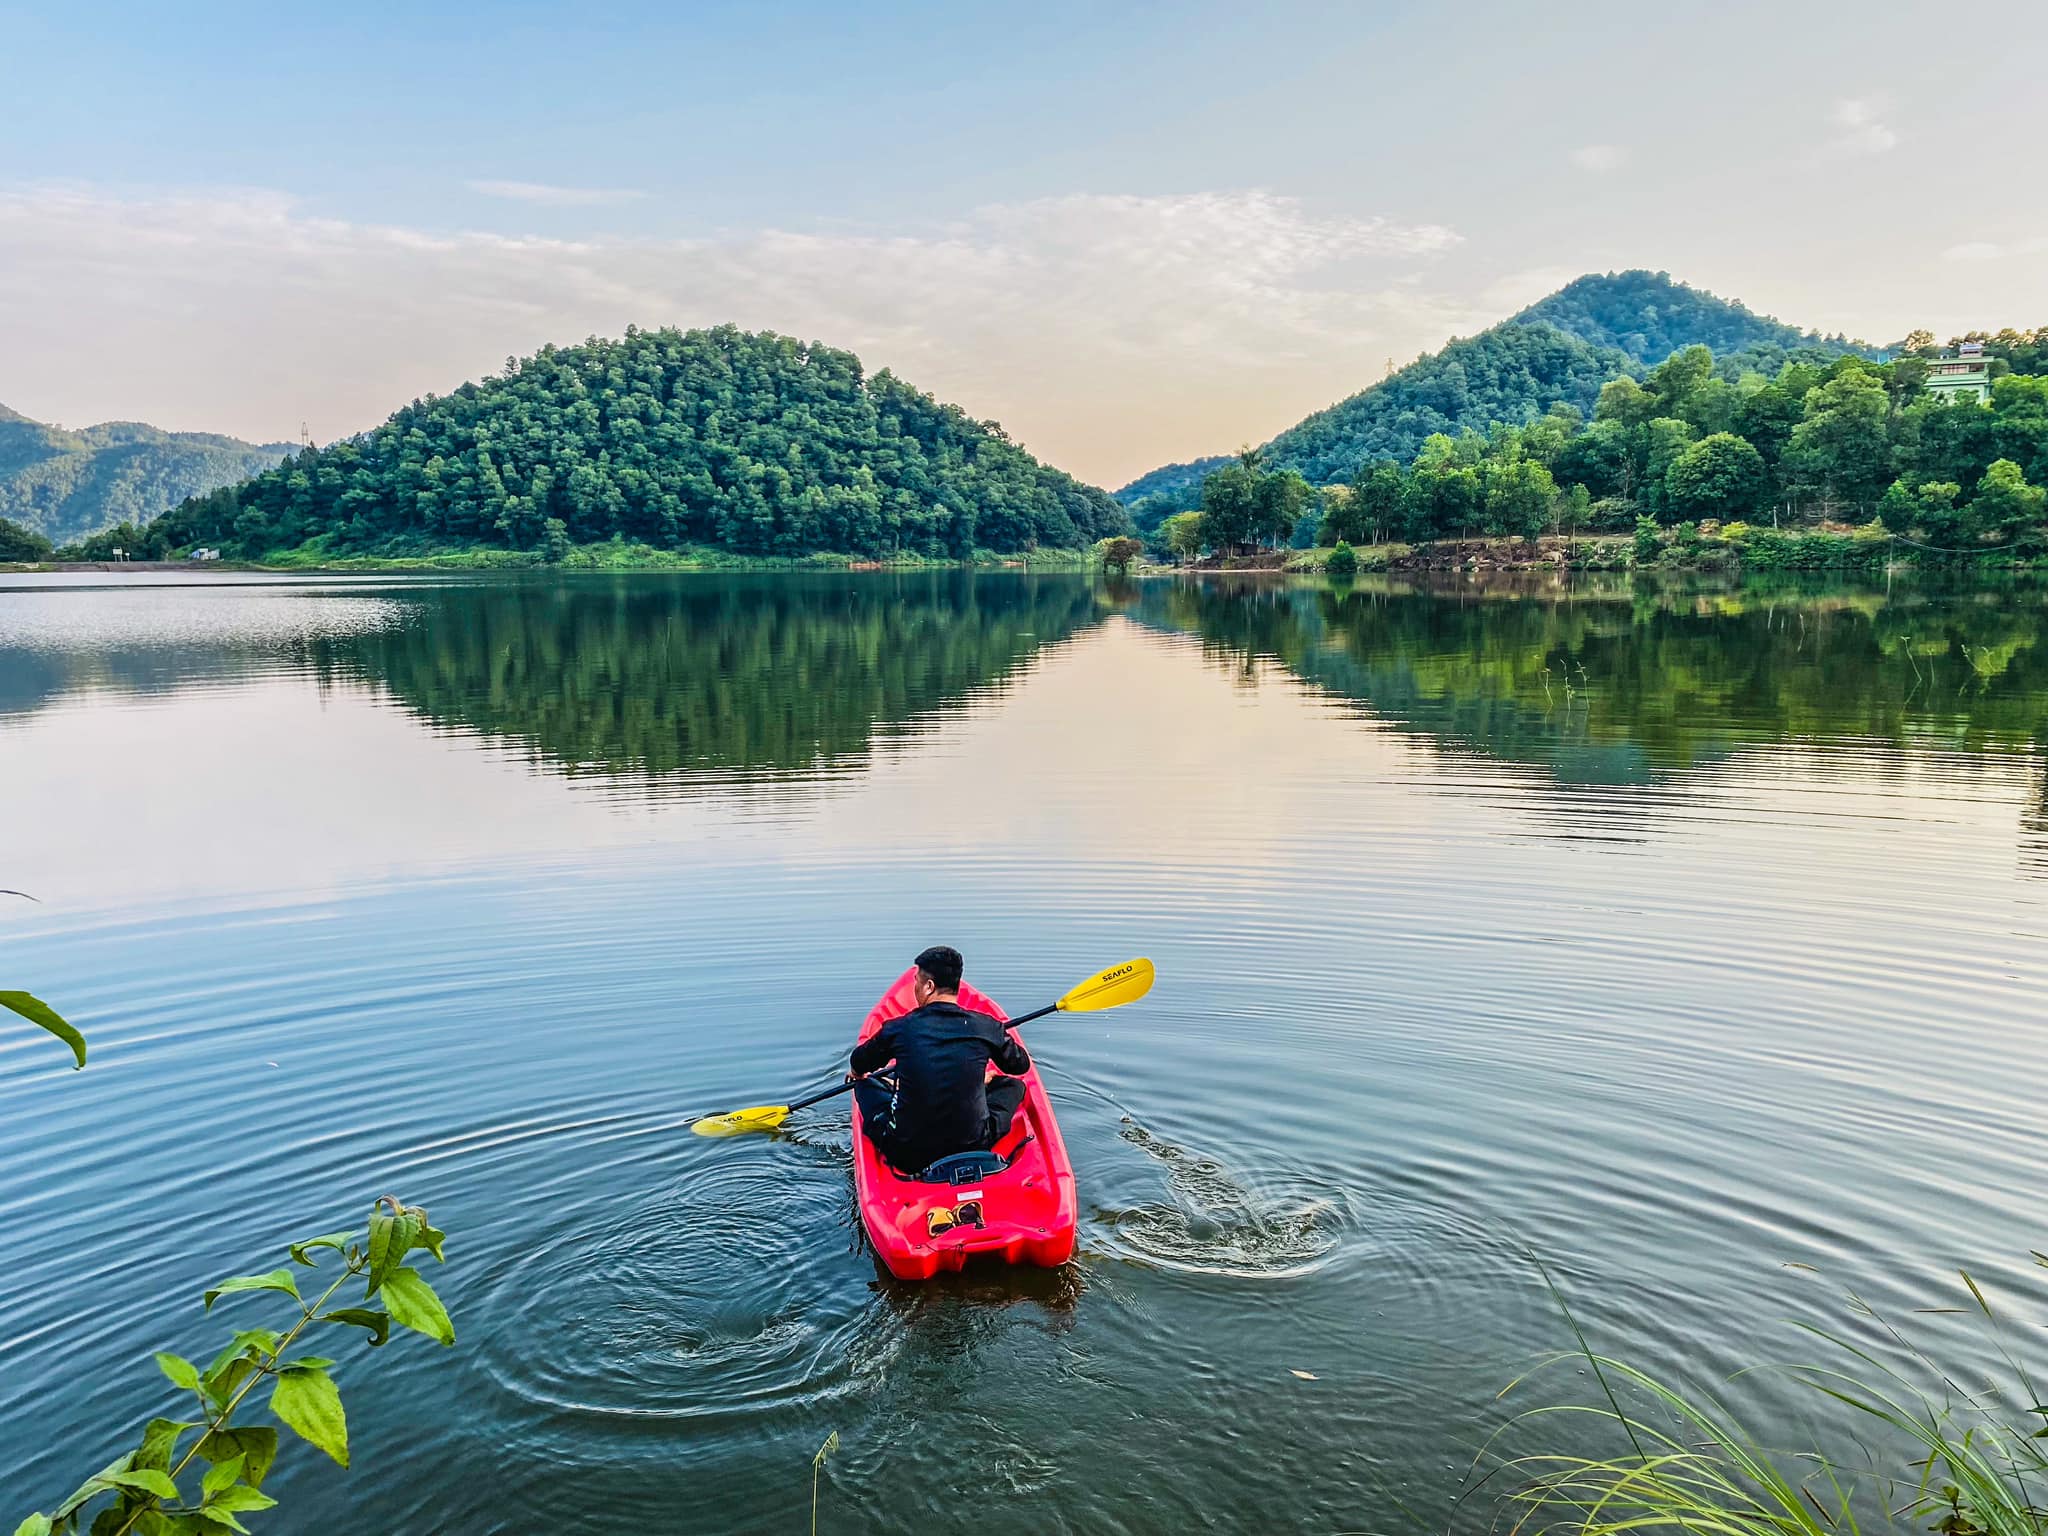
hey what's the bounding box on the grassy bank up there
[1273,525,2048,577]
[265,534,1102,572]
[1503,1260,2048,1536]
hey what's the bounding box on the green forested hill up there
[1115,455,1232,515]
[84,326,1130,562]
[1510,270,1855,364]
[0,407,292,544]
[1256,323,1632,485]
[1114,270,1867,513]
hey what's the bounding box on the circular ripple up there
[471,1140,873,1429]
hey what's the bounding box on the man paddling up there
[848,945,1030,1175]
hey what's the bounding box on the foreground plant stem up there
[110,1261,359,1536]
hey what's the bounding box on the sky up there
[1,0,2043,488]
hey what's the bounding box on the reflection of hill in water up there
[8,572,2044,841]
[303,574,1104,789]
[0,574,1105,798]
[1129,577,2048,785]
[0,586,413,722]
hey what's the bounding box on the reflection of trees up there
[304,574,1102,784]
[2024,754,2048,879]
[1134,577,2048,784]
[0,652,87,721]
[0,574,1103,796]
[0,591,411,722]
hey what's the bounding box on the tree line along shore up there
[1135,335,2048,575]
[3,314,2044,577]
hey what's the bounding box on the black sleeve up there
[850,1020,896,1076]
[991,1022,1031,1076]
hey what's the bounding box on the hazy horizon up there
[4,0,2044,488]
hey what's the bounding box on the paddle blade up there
[1055,957,1155,1013]
[690,1104,792,1137]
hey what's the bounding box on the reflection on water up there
[0,581,413,719]
[305,574,1105,792]
[1132,575,2048,784]
[2,570,2046,1533]
[6,571,2042,802]
[0,573,1105,785]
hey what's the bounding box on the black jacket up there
[850,1001,1030,1168]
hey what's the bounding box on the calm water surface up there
[2,570,2045,1532]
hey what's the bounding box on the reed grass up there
[811,1429,840,1536]
[1493,1258,2048,1536]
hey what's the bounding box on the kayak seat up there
[917,1149,1009,1185]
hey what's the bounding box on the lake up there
[2,569,2045,1533]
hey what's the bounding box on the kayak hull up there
[852,969,1079,1281]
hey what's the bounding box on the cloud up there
[1941,236,2048,262]
[0,183,1476,486]
[1826,98,1898,157]
[466,180,646,206]
[1570,145,1627,173]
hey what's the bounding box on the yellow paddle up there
[689,957,1155,1137]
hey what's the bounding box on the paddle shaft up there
[780,1002,1059,1115]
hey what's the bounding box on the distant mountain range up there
[1114,270,1875,516]
[0,403,293,545]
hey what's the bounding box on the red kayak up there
[852,968,1079,1280]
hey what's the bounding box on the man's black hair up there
[913,945,964,992]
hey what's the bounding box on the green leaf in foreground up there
[53,1455,135,1519]
[209,1483,278,1513]
[136,1417,192,1472]
[379,1267,455,1345]
[195,1425,277,1488]
[201,1454,245,1499]
[14,1515,53,1536]
[203,1270,300,1311]
[98,1467,180,1499]
[0,990,85,1069]
[207,1482,280,1521]
[209,1329,281,1368]
[319,1307,390,1346]
[271,1367,348,1467]
[155,1351,201,1392]
[288,1231,356,1267]
[365,1206,419,1297]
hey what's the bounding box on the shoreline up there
[9,529,2045,581]
[0,550,1097,577]
[1262,530,2048,576]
